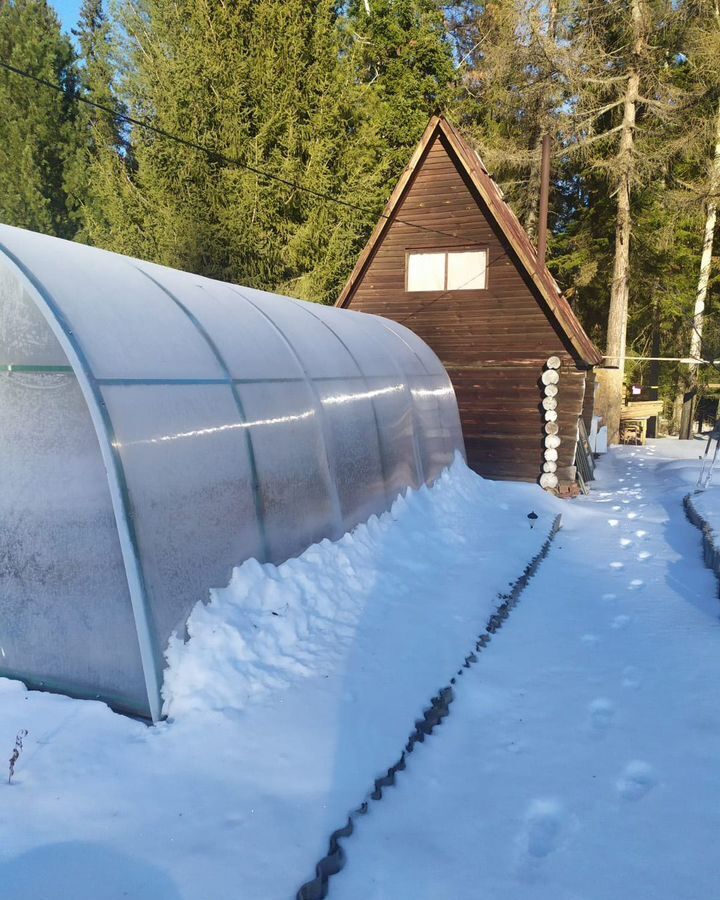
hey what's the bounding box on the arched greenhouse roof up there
[0,224,464,720]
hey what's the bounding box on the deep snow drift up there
[0,455,558,900]
[332,439,720,900]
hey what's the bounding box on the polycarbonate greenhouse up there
[0,224,464,720]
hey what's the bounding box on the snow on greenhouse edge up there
[0,453,562,900]
[162,452,559,718]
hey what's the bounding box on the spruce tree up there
[0,0,79,237]
[86,0,458,303]
[88,0,362,298]
[67,0,132,245]
[296,0,458,302]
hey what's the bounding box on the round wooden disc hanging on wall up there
[546,356,561,370]
[545,409,558,423]
[544,383,558,397]
[541,369,560,386]
[542,396,557,411]
[544,447,559,462]
[545,421,560,435]
[545,433,561,450]
[543,460,558,473]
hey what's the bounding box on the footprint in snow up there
[622,666,641,688]
[609,561,625,571]
[620,538,633,548]
[522,799,565,858]
[588,697,615,731]
[637,551,652,561]
[611,614,631,630]
[608,519,620,527]
[628,579,644,590]
[616,761,657,801]
[627,512,639,519]
[612,505,622,511]
[635,530,648,538]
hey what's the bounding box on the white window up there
[407,252,445,291]
[446,250,487,290]
[406,249,487,292]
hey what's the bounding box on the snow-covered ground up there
[2,440,717,900]
[689,450,720,542]
[0,455,559,900]
[332,438,720,900]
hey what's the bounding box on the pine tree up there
[553,0,686,441]
[0,0,79,237]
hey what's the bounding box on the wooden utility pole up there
[537,133,551,267]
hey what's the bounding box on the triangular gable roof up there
[336,115,603,367]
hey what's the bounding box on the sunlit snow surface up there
[0,454,558,900]
[2,441,718,900]
[332,438,720,900]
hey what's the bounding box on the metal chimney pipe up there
[537,132,551,268]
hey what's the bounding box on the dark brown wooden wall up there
[344,133,590,484]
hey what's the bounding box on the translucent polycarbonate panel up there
[410,375,459,483]
[316,378,388,528]
[0,373,148,715]
[235,380,343,562]
[370,378,424,497]
[299,303,404,378]
[380,318,448,376]
[229,286,361,379]
[0,226,225,380]
[434,378,466,459]
[101,383,265,649]
[0,266,66,366]
[134,262,305,381]
[302,309,427,493]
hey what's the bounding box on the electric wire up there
[0,59,470,245]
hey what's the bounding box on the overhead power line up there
[0,58,466,244]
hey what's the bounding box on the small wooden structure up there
[337,115,603,490]
[620,400,664,445]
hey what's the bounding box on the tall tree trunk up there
[679,96,720,438]
[604,0,644,445]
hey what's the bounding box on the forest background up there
[1,0,719,430]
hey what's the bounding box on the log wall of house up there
[343,132,591,485]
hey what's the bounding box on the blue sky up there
[51,0,82,33]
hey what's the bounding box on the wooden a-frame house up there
[336,115,603,491]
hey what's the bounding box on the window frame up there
[404,246,489,293]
